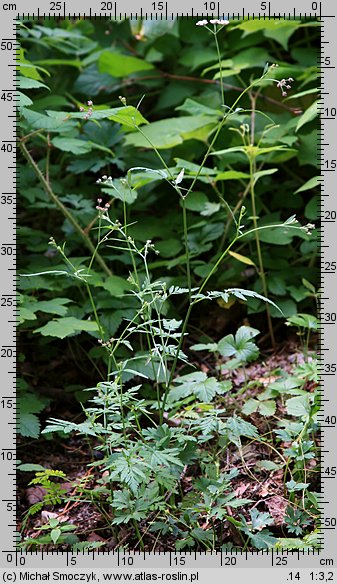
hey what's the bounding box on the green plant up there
[18,16,320,551]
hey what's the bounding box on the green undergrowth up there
[18,16,320,550]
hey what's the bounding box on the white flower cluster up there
[196,18,229,26]
[96,175,113,184]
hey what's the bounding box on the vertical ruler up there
[0,16,18,551]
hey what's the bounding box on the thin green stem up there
[248,156,275,348]
[214,31,224,105]
[181,197,192,299]
[85,283,105,341]
[20,141,112,278]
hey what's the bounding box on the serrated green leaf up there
[170,371,231,403]
[242,399,259,415]
[258,400,276,416]
[18,413,41,438]
[250,529,278,549]
[286,395,312,417]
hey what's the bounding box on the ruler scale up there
[0,0,335,580]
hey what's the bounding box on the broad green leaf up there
[305,195,318,220]
[19,306,37,323]
[242,398,259,415]
[179,47,217,71]
[21,108,77,132]
[50,529,62,544]
[34,317,99,339]
[101,178,137,204]
[256,460,282,471]
[250,530,278,549]
[47,107,148,128]
[32,298,71,316]
[51,137,93,155]
[124,116,218,149]
[190,342,218,352]
[170,371,231,403]
[298,131,319,167]
[286,313,318,330]
[102,275,132,296]
[200,202,220,216]
[176,98,220,117]
[99,50,154,77]
[217,326,259,362]
[214,170,249,181]
[136,18,178,41]
[254,168,278,183]
[19,77,50,90]
[286,395,312,417]
[296,101,318,132]
[211,145,288,158]
[295,176,320,193]
[286,88,318,100]
[275,537,318,550]
[233,20,301,50]
[206,48,271,77]
[258,400,277,416]
[18,412,40,438]
[17,463,46,472]
[269,298,297,318]
[35,58,82,68]
[18,92,33,109]
[18,48,49,80]
[225,416,259,447]
[155,239,183,258]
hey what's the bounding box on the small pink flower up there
[87,100,93,106]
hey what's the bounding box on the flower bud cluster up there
[276,77,294,97]
[98,337,115,349]
[79,100,94,120]
[96,197,110,212]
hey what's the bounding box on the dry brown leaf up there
[26,486,46,505]
[265,495,288,526]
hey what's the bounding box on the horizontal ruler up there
[0,548,334,568]
[0,1,331,19]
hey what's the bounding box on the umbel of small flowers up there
[196,18,229,30]
[276,77,294,97]
[263,64,294,98]
[96,197,110,213]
